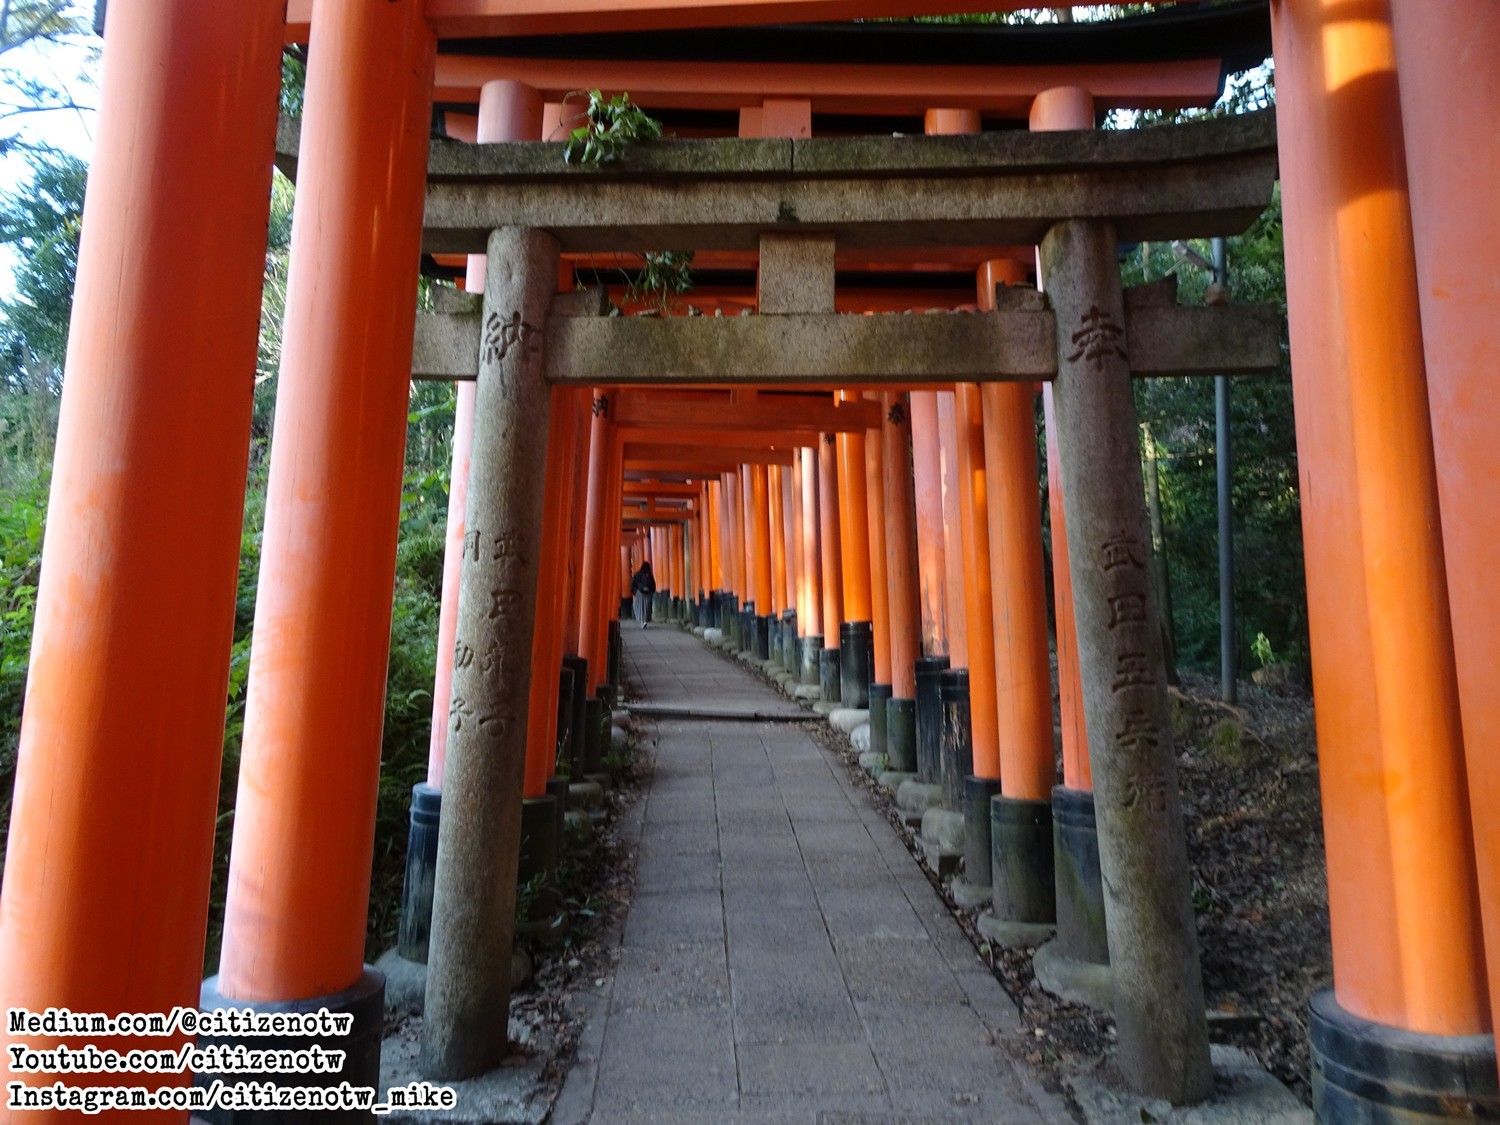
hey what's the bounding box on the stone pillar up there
[1272,1,1495,1115]
[407,78,543,966]
[1042,218,1212,1103]
[423,227,560,1079]
[0,0,283,1108]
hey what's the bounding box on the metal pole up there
[1212,236,1236,704]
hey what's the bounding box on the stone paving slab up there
[555,624,1072,1124]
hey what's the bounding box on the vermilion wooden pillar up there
[955,384,999,780]
[908,390,948,657]
[979,261,1054,801]
[799,448,824,684]
[1272,1,1490,1084]
[818,435,845,650]
[936,390,969,669]
[1392,1,1500,1047]
[0,1,283,1111]
[578,396,617,690]
[864,395,893,687]
[216,0,435,1010]
[1031,87,1094,793]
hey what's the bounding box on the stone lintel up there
[413,303,1281,385]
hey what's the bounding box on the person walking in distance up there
[631,560,657,628]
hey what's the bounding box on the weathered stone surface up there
[950,878,994,910]
[829,708,871,734]
[759,232,835,315]
[877,770,916,794]
[920,807,965,853]
[977,913,1056,951]
[850,724,872,754]
[895,779,943,814]
[418,111,1277,254]
[422,226,560,1081]
[793,683,822,701]
[1067,1046,1312,1125]
[1034,938,1114,1011]
[857,751,886,777]
[1043,217,1212,1102]
[703,627,723,643]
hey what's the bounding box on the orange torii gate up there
[2,4,1497,1125]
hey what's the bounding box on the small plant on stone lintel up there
[561,89,663,164]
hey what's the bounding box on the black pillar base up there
[781,611,798,672]
[938,669,973,810]
[397,782,441,963]
[1310,990,1500,1124]
[606,620,621,703]
[196,968,384,1124]
[962,775,1002,888]
[555,663,575,774]
[619,594,632,618]
[770,617,783,663]
[561,654,588,775]
[1052,785,1109,965]
[819,647,842,705]
[583,697,606,775]
[869,683,893,758]
[838,621,874,709]
[752,613,772,660]
[914,656,950,784]
[800,632,822,686]
[518,794,559,885]
[886,697,918,773]
[992,795,1056,924]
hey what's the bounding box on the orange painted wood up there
[770,466,788,613]
[936,390,969,668]
[1273,0,1487,1035]
[880,393,923,698]
[800,450,823,637]
[955,384,999,779]
[818,436,845,649]
[836,393,874,624]
[0,0,284,1083]
[751,465,775,611]
[864,395,893,685]
[218,0,435,1003]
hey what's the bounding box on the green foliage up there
[1124,186,1307,676]
[0,148,86,385]
[562,89,662,165]
[627,250,695,311]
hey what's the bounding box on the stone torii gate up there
[405,109,1280,1101]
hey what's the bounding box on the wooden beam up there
[619,425,813,448]
[625,443,796,466]
[614,390,881,432]
[622,481,703,497]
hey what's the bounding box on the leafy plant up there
[562,89,662,165]
[627,250,695,311]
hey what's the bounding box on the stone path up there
[552,622,1072,1125]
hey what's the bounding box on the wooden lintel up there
[619,425,814,448]
[622,481,704,497]
[625,443,796,467]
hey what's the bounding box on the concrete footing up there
[1068,1046,1312,1125]
[1309,990,1499,1124]
[1034,938,1113,1010]
[829,707,869,734]
[949,878,995,910]
[877,769,916,794]
[196,967,385,1123]
[977,913,1056,950]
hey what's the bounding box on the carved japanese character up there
[1101,532,1146,572]
[463,529,481,561]
[1107,592,1148,629]
[1111,650,1154,692]
[592,394,610,418]
[480,640,511,678]
[1120,770,1168,814]
[887,402,907,426]
[488,589,521,620]
[453,639,475,670]
[483,310,541,366]
[1115,706,1159,753]
[1067,304,1127,372]
[491,531,522,561]
[449,695,475,732]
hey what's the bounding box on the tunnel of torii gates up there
[0,0,1496,1121]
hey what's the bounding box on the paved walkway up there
[553,623,1071,1125]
